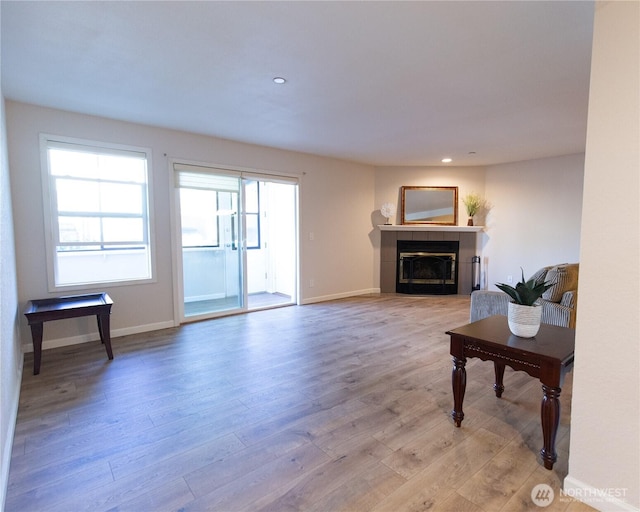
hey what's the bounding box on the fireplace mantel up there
[378,225,484,233]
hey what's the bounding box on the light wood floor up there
[7,294,594,512]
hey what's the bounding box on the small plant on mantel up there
[462,192,484,226]
[496,268,553,306]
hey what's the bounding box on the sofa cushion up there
[542,264,579,303]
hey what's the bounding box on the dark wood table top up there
[24,293,113,321]
[447,315,575,364]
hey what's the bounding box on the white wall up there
[6,102,376,348]
[483,153,584,289]
[0,95,22,510]
[299,155,377,302]
[566,2,640,510]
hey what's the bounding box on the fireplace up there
[396,240,459,294]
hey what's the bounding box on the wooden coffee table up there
[446,315,575,470]
[24,293,114,375]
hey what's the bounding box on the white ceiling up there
[1,1,594,166]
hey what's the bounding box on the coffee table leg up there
[451,356,466,427]
[493,362,505,397]
[540,384,561,470]
[29,322,44,375]
[96,313,114,360]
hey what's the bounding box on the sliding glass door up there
[177,171,242,317]
[174,164,297,321]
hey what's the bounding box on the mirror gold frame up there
[400,186,458,225]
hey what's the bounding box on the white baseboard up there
[301,288,380,305]
[21,320,175,353]
[563,475,639,512]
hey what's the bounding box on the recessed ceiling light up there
[273,77,286,84]
[442,157,453,163]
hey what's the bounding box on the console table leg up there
[451,356,466,427]
[29,322,44,375]
[540,384,561,470]
[493,362,505,398]
[97,313,114,360]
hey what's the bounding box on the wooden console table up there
[24,293,114,375]
[447,315,575,470]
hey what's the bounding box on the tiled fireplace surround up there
[379,225,483,295]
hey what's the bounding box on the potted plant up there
[495,269,553,337]
[462,192,484,226]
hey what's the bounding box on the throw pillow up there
[530,266,552,285]
[542,264,579,303]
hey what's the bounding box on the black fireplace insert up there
[396,240,459,294]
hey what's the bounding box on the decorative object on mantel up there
[495,269,554,338]
[400,186,458,226]
[380,202,396,225]
[462,192,485,226]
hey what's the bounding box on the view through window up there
[43,137,153,288]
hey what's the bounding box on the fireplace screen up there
[398,252,456,284]
[396,240,459,294]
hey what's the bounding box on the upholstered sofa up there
[470,263,579,328]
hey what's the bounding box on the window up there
[42,136,153,289]
[179,188,220,248]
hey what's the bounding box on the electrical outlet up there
[309,278,315,288]
[507,275,513,283]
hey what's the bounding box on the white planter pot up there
[507,302,542,338]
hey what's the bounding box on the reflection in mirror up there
[401,186,458,225]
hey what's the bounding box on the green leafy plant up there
[462,192,484,217]
[495,268,554,306]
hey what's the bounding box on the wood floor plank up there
[108,431,246,481]
[181,443,331,511]
[372,399,450,452]
[301,461,406,512]
[369,427,510,512]
[5,459,114,511]
[6,294,593,512]
[432,492,486,512]
[252,434,391,511]
[105,477,195,512]
[381,417,469,479]
[456,419,540,510]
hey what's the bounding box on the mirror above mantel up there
[400,186,458,225]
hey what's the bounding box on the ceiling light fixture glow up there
[441,157,453,163]
[273,77,286,84]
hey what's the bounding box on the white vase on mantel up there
[507,302,542,338]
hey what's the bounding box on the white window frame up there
[40,134,156,291]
